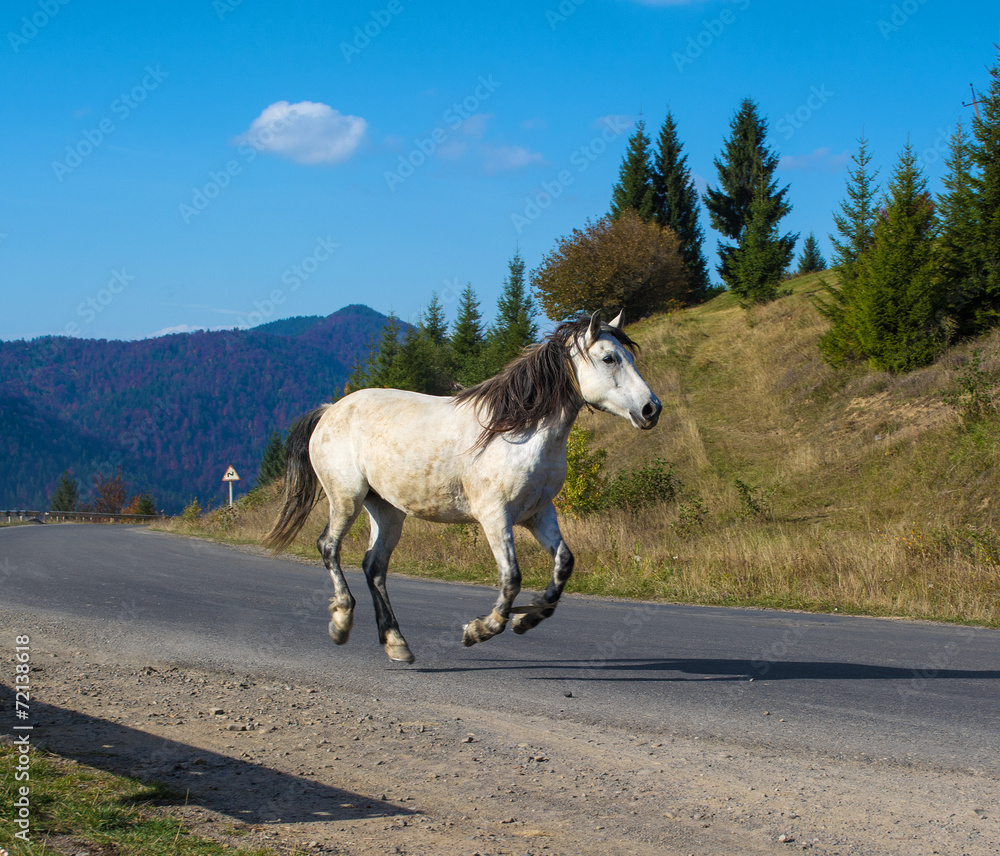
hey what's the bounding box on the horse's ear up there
[587,309,603,345]
[609,309,625,330]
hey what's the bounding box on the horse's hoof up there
[328,619,352,645]
[511,613,538,634]
[385,642,415,663]
[462,615,502,646]
[383,629,414,663]
[462,620,481,647]
[511,600,556,635]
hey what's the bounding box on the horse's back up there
[310,388,479,522]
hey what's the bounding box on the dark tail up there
[262,406,327,551]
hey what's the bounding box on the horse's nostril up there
[642,402,655,418]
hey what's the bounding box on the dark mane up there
[454,315,639,447]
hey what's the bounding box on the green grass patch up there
[0,743,277,856]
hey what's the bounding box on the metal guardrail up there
[2,510,162,524]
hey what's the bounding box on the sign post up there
[222,466,240,507]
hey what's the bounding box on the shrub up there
[556,427,680,516]
[181,498,202,522]
[734,478,774,520]
[942,350,996,426]
[555,427,608,517]
[603,458,681,511]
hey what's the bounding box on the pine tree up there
[816,134,880,366]
[49,471,78,512]
[651,110,712,301]
[256,428,287,487]
[850,143,943,372]
[727,173,788,304]
[970,47,1000,328]
[936,121,981,336]
[610,119,655,221]
[348,313,450,395]
[450,284,487,385]
[349,313,405,390]
[797,233,827,274]
[135,493,157,515]
[421,292,449,345]
[397,326,452,395]
[829,133,880,280]
[484,251,539,374]
[704,98,795,291]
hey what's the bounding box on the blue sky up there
[2,0,998,342]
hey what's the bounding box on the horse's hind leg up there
[362,496,414,663]
[512,503,573,635]
[317,492,365,645]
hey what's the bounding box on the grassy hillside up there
[160,274,1000,626]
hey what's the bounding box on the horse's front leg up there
[462,515,520,647]
[512,503,573,635]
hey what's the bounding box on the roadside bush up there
[555,427,608,517]
[181,498,202,522]
[556,426,680,516]
[604,459,681,511]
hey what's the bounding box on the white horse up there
[263,310,661,663]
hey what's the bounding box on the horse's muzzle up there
[637,397,662,430]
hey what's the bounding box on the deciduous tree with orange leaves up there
[531,209,688,321]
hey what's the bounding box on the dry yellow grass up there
[157,274,1000,627]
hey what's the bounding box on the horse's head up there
[570,310,662,430]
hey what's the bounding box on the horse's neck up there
[535,401,582,452]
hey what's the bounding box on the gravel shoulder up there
[6,605,999,856]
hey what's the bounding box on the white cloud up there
[594,113,632,130]
[483,145,546,172]
[779,147,850,172]
[236,100,367,165]
[150,324,205,337]
[457,113,493,139]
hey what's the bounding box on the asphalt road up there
[2,523,999,774]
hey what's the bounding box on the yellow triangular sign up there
[222,466,240,481]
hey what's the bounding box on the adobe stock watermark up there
[7,0,71,53]
[341,0,403,63]
[510,115,629,234]
[777,85,834,140]
[213,0,245,21]
[51,65,168,182]
[26,267,136,395]
[236,236,339,328]
[916,125,953,169]
[178,106,295,224]
[546,0,586,31]
[383,74,501,192]
[673,0,750,74]
[37,267,137,339]
[877,0,929,40]
[896,626,977,701]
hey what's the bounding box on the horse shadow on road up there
[416,657,1000,683]
[0,683,408,826]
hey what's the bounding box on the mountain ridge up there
[0,304,397,512]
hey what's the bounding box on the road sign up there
[222,466,240,506]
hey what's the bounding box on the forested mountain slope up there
[0,305,393,512]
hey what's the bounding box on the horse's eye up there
[602,354,616,365]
